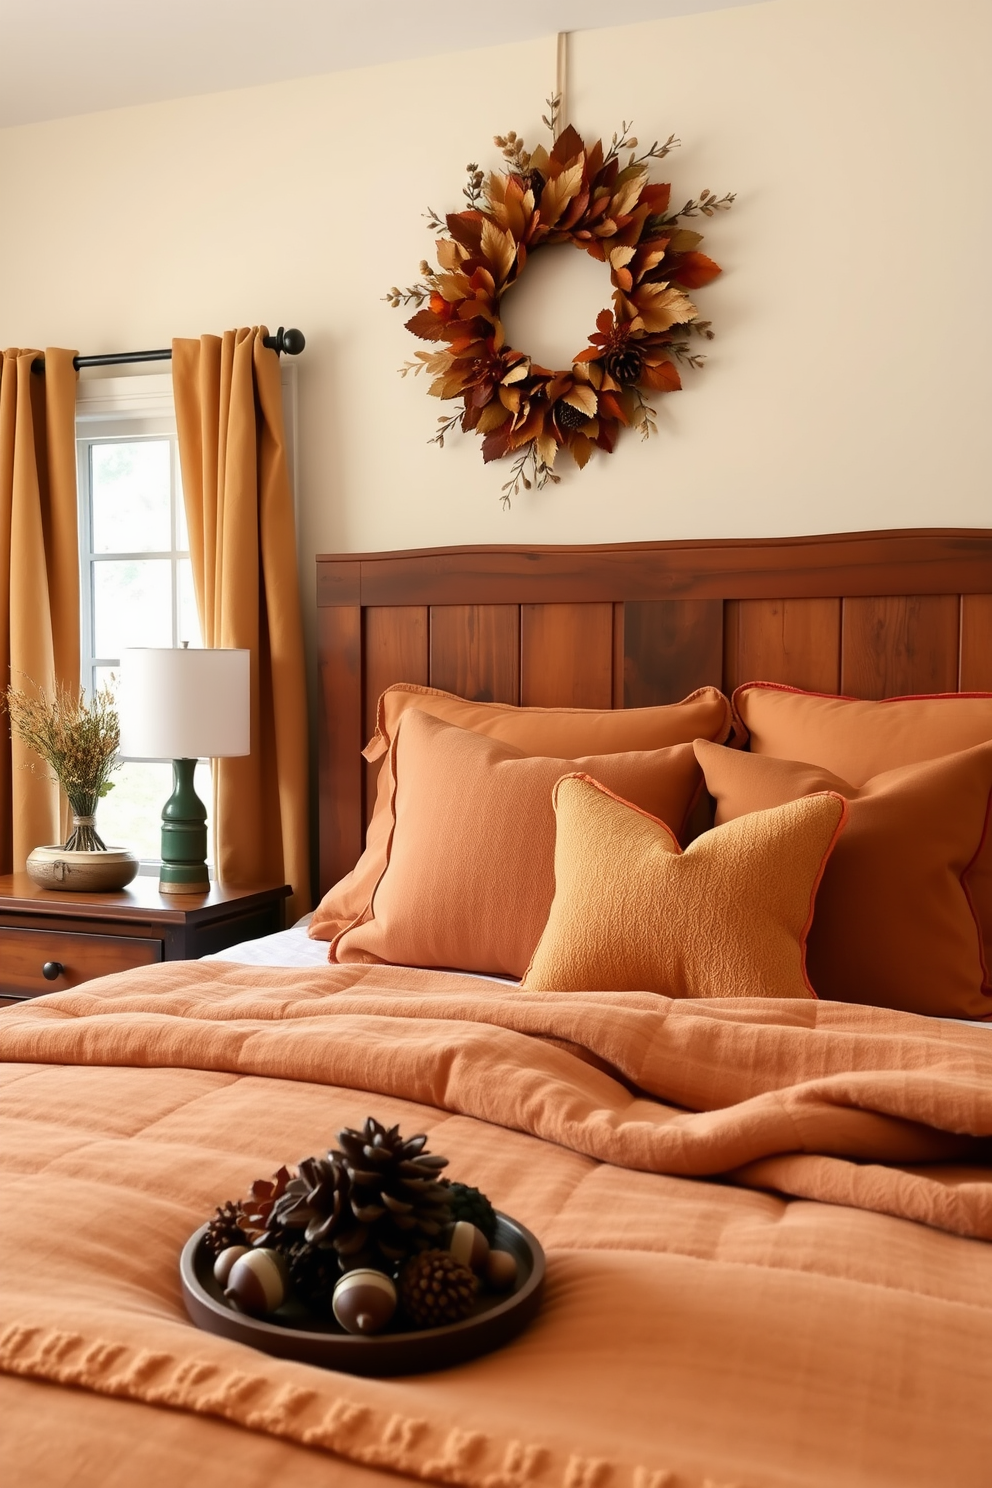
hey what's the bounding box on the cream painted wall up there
[1,0,989,582]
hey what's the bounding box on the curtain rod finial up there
[265,327,306,356]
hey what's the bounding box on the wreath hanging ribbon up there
[387,108,734,505]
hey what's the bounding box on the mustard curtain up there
[172,328,310,920]
[0,348,79,874]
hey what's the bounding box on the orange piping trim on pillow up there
[552,771,682,853]
[959,785,992,999]
[733,678,992,708]
[797,791,850,999]
[328,732,405,959]
[731,680,992,754]
[365,683,737,762]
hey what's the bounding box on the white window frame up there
[75,364,300,694]
[73,364,299,871]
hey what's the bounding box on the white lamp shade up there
[118,648,250,760]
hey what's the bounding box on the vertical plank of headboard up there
[520,604,613,706]
[840,595,960,698]
[362,606,429,829]
[429,605,520,702]
[960,595,992,690]
[622,600,723,705]
[723,599,842,695]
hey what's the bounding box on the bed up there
[3,528,992,1488]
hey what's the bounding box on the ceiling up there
[0,0,758,129]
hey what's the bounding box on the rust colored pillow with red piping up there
[331,709,706,979]
[311,683,737,945]
[696,738,992,1019]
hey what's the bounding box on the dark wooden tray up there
[179,1212,545,1376]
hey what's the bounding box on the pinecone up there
[555,398,588,432]
[445,1181,498,1244]
[267,1153,358,1252]
[204,1199,248,1256]
[240,1164,294,1243]
[399,1249,479,1329]
[334,1118,453,1267]
[284,1239,340,1312]
[603,345,643,385]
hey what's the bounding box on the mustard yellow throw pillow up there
[522,774,847,999]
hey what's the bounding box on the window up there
[76,375,209,866]
[75,366,299,869]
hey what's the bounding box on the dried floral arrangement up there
[203,1117,519,1335]
[386,98,734,504]
[3,681,120,851]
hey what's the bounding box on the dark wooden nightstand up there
[0,874,291,1004]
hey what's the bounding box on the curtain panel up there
[0,348,79,873]
[172,328,310,920]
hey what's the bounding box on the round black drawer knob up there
[42,961,64,981]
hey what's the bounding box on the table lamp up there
[118,647,250,893]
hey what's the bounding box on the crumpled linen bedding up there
[2,959,992,1488]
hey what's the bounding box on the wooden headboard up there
[316,528,992,898]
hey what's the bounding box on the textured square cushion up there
[734,682,992,783]
[695,738,992,1019]
[311,683,735,943]
[522,774,846,999]
[330,708,706,978]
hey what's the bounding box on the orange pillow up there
[734,682,992,783]
[311,683,736,943]
[522,774,846,1000]
[695,738,992,1019]
[330,709,705,978]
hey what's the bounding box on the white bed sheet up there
[202,915,331,968]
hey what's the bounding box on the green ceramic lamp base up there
[160,757,210,896]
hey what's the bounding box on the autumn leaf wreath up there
[386,104,734,504]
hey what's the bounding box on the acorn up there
[332,1267,397,1335]
[224,1247,288,1315]
[485,1249,518,1293]
[213,1244,249,1287]
[444,1220,490,1273]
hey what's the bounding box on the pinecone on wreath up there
[334,1118,453,1267]
[398,1248,479,1329]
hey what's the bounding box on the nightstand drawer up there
[0,926,162,999]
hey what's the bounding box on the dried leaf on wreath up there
[609,170,649,222]
[404,309,448,341]
[563,385,598,418]
[436,272,472,302]
[436,238,467,271]
[539,161,585,228]
[668,251,723,289]
[664,228,704,253]
[536,431,558,468]
[641,360,683,393]
[477,401,511,433]
[570,434,594,469]
[608,245,637,271]
[633,283,697,333]
[549,124,585,171]
[480,219,517,283]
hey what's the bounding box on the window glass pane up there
[91,440,171,553]
[96,758,213,866]
[93,559,172,655]
[177,560,202,648]
[175,467,189,551]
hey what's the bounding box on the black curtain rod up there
[30,326,305,374]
